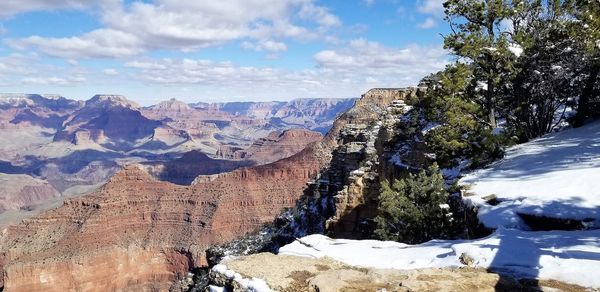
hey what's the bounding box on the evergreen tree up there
[443,0,513,127]
[421,63,506,168]
[374,164,452,244]
[567,0,600,125]
[506,0,582,139]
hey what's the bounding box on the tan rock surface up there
[217,252,588,292]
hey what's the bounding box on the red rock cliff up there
[0,88,417,291]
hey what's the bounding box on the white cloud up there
[7,29,143,59]
[418,17,437,29]
[0,53,93,88]
[124,58,281,85]
[298,3,341,28]
[102,68,118,76]
[313,39,448,77]
[7,0,341,59]
[417,0,445,16]
[117,39,449,100]
[241,40,288,53]
[0,0,117,18]
[21,76,86,86]
[364,0,375,7]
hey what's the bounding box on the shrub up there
[374,164,452,244]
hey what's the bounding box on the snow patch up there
[280,230,600,288]
[460,121,600,229]
[212,264,272,292]
[508,43,523,57]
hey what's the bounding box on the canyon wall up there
[0,88,415,291]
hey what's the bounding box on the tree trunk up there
[487,78,496,127]
[575,61,600,126]
[486,0,497,128]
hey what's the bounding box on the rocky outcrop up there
[0,174,61,211]
[216,129,323,164]
[0,146,322,290]
[207,253,586,292]
[191,98,357,134]
[324,89,428,237]
[146,150,253,185]
[258,88,427,241]
[55,96,162,145]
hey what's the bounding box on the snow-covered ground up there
[277,122,600,289]
[280,229,600,288]
[460,120,600,229]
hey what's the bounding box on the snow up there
[280,235,458,270]
[476,81,488,91]
[421,122,441,135]
[208,286,226,292]
[460,121,600,229]
[508,43,523,57]
[275,122,600,289]
[280,229,600,288]
[211,264,272,292]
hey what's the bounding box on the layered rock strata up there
[0,88,411,290]
[0,154,320,290]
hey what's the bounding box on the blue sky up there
[0,0,449,105]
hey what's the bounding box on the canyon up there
[0,94,353,226]
[0,88,410,291]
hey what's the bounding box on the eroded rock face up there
[0,90,392,291]
[0,174,60,211]
[0,95,351,226]
[216,129,323,165]
[263,88,427,241]
[0,150,322,290]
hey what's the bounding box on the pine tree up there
[374,164,452,244]
[443,0,513,127]
[506,0,582,139]
[567,0,600,125]
[421,63,506,168]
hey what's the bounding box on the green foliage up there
[443,0,515,127]
[566,0,600,124]
[504,0,582,139]
[420,63,508,169]
[374,164,452,244]
[440,0,599,137]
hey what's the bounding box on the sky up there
[0,0,450,105]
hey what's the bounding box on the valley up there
[0,94,354,227]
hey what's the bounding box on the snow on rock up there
[280,234,459,270]
[208,285,226,292]
[460,121,600,229]
[211,264,273,292]
[280,230,600,288]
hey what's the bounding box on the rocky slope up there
[0,173,60,211]
[216,129,323,165]
[191,98,356,135]
[0,89,400,291]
